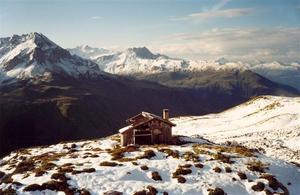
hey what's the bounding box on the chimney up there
[163,109,169,120]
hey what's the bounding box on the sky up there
[0,0,299,62]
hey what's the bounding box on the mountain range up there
[0,32,299,157]
[68,45,300,90]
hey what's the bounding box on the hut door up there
[153,129,162,144]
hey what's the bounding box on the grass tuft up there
[251,182,265,191]
[158,148,179,158]
[151,171,162,181]
[177,176,186,183]
[172,167,192,178]
[208,187,225,195]
[100,161,119,167]
[237,172,247,180]
[225,167,232,173]
[194,163,204,168]
[246,160,268,173]
[140,165,149,170]
[213,167,222,173]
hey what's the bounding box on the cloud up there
[90,16,103,20]
[172,8,253,21]
[152,27,300,63]
[170,0,252,21]
[211,0,231,11]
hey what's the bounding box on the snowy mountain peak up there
[0,33,102,85]
[30,32,58,50]
[1,32,57,52]
[125,46,159,59]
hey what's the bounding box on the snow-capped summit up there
[0,33,102,85]
[125,47,160,59]
[81,46,190,74]
[0,32,57,65]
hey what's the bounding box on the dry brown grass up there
[246,160,268,173]
[99,161,120,167]
[177,176,186,183]
[158,148,179,158]
[182,151,199,162]
[260,173,289,194]
[212,153,233,164]
[57,163,75,173]
[24,184,43,191]
[140,165,149,170]
[0,171,5,179]
[179,164,192,168]
[133,190,147,195]
[213,167,222,173]
[13,160,35,174]
[109,145,140,161]
[34,162,56,177]
[104,191,122,195]
[192,144,212,155]
[137,150,156,159]
[51,172,69,182]
[24,171,91,195]
[237,172,247,180]
[0,174,13,184]
[207,187,225,195]
[0,186,17,194]
[11,152,65,177]
[251,182,265,191]
[72,168,96,175]
[194,144,255,157]
[146,185,158,195]
[194,163,204,168]
[115,157,137,162]
[110,135,121,143]
[91,147,102,152]
[172,167,192,178]
[225,167,232,173]
[151,171,162,181]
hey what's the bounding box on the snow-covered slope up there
[172,96,300,164]
[0,33,102,85]
[1,135,299,195]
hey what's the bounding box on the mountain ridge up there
[68,45,300,90]
[0,33,103,86]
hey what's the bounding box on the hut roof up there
[119,111,176,133]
